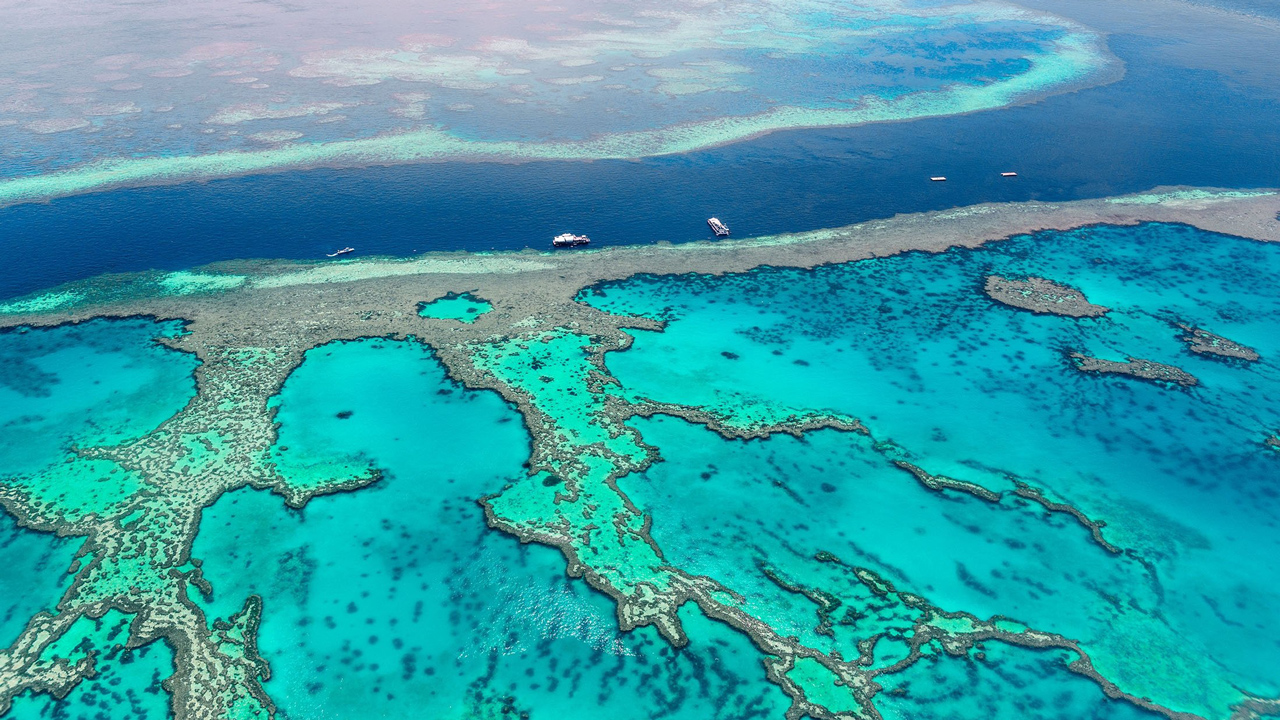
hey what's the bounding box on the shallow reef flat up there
[0,187,1279,720]
[1068,353,1199,387]
[984,275,1111,317]
[0,0,1118,206]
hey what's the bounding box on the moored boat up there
[552,233,590,248]
[326,247,355,257]
[707,217,730,237]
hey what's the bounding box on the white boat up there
[1001,172,1018,177]
[326,247,355,257]
[552,233,590,248]
[930,176,947,182]
[707,217,730,237]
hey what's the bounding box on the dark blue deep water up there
[1,32,1279,299]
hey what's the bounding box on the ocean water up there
[417,292,493,323]
[5,611,173,720]
[0,318,198,717]
[0,512,75,651]
[191,339,787,719]
[1,1,1279,715]
[0,319,196,476]
[0,319,198,527]
[0,0,1085,177]
[583,222,1280,718]
[0,318,197,647]
[1,26,1279,299]
[874,642,1153,720]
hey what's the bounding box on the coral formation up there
[1,189,1278,719]
[984,275,1110,317]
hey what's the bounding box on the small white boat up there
[552,233,591,248]
[326,247,355,257]
[707,217,730,237]
[1001,172,1018,177]
[930,176,947,182]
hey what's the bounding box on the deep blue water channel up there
[1,32,1279,299]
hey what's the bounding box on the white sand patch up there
[398,33,456,51]
[206,101,351,125]
[83,102,141,116]
[247,129,304,143]
[543,75,604,85]
[391,106,427,119]
[292,48,500,90]
[25,118,90,133]
[183,42,259,62]
[95,53,142,69]
[393,92,432,103]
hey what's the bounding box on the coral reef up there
[1,189,1278,719]
[984,275,1110,317]
[1176,324,1260,362]
[1069,353,1199,387]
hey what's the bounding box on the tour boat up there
[326,247,355,257]
[552,233,591,248]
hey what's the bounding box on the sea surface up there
[0,318,196,718]
[1,7,1279,299]
[583,221,1280,717]
[2,0,1280,718]
[70,221,1274,719]
[192,340,783,720]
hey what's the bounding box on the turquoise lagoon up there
[584,222,1280,717]
[0,318,198,639]
[2,222,1279,718]
[0,319,198,718]
[0,319,196,478]
[0,510,74,660]
[0,318,197,530]
[193,340,784,719]
[417,292,493,323]
[5,611,173,720]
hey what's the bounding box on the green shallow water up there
[417,292,493,323]
[584,222,1280,718]
[192,338,787,719]
[0,512,75,651]
[5,611,173,720]
[4,222,1279,718]
[0,317,198,650]
[874,643,1154,720]
[620,415,1163,718]
[0,319,197,476]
